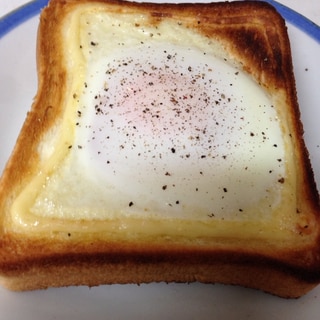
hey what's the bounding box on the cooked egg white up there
[10,8,297,237]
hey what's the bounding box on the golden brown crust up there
[0,0,319,297]
[0,235,319,297]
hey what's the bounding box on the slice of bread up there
[0,0,319,297]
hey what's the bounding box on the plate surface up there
[0,1,320,319]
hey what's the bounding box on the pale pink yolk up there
[85,51,234,164]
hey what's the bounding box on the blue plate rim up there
[0,0,48,39]
[0,0,320,42]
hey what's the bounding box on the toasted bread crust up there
[0,0,319,297]
[0,233,319,297]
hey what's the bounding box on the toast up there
[0,0,319,298]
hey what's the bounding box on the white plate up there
[0,1,320,319]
